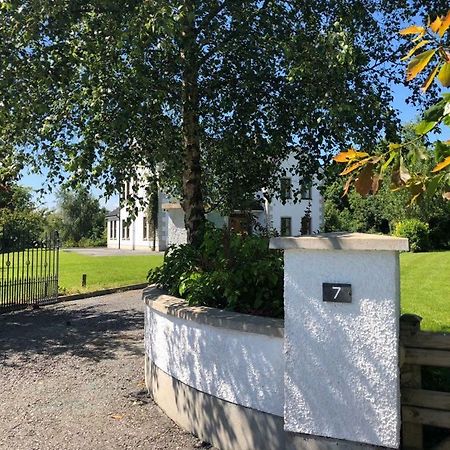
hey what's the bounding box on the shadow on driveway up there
[0,295,144,367]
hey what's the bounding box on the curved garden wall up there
[143,286,285,450]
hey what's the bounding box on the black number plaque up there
[323,283,352,303]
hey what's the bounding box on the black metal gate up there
[0,231,60,312]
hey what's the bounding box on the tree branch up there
[198,32,235,65]
[198,1,228,31]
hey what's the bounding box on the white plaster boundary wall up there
[143,232,408,450]
[144,288,284,417]
[284,249,400,447]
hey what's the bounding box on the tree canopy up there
[55,187,106,246]
[334,9,450,203]
[0,178,47,244]
[0,0,437,245]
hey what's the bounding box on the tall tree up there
[0,146,23,196]
[56,187,106,246]
[0,1,433,246]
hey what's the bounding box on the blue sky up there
[20,169,119,211]
[18,79,438,211]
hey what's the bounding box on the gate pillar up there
[270,233,408,449]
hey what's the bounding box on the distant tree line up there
[0,170,106,248]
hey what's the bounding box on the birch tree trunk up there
[180,0,206,248]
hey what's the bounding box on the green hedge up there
[393,219,430,252]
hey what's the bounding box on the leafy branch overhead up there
[0,1,436,245]
[334,11,450,203]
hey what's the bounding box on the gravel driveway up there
[0,290,207,450]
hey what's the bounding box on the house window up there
[124,181,132,200]
[301,215,312,235]
[280,217,292,236]
[280,177,292,201]
[143,216,149,240]
[229,213,250,235]
[122,220,130,240]
[301,184,312,200]
[109,221,118,240]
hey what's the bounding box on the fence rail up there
[0,231,60,312]
[400,314,450,450]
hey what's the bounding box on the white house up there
[106,161,323,251]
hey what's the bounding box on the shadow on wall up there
[0,303,143,368]
[149,362,285,450]
[146,306,284,450]
[147,281,397,448]
[283,271,397,447]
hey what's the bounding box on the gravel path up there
[0,290,208,450]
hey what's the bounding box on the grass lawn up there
[8,247,446,332]
[400,251,450,333]
[56,249,450,331]
[58,250,163,295]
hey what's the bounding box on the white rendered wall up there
[108,209,157,250]
[260,155,323,234]
[167,210,188,247]
[166,210,228,247]
[107,183,168,251]
[144,305,284,417]
[283,249,400,448]
[267,183,321,235]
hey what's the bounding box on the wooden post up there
[82,274,87,288]
[400,314,423,450]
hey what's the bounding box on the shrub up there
[78,236,107,248]
[428,215,450,250]
[393,219,430,252]
[148,227,284,318]
[62,236,107,248]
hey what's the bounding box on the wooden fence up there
[400,314,450,450]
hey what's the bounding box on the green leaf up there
[406,49,437,81]
[381,151,396,174]
[415,99,450,135]
[434,140,450,161]
[423,100,446,122]
[0,2,12,11]
[438,63,450,87]
[426,174,442,197]
[415,120,437,135]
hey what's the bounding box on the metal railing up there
[0,231,60,312]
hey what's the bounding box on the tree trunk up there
[149,178,158,252]
[181,0,205,248]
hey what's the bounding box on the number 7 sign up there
[323,283,352,303]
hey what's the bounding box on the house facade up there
[106,164,323,251]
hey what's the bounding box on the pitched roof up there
[106,207,120,219]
